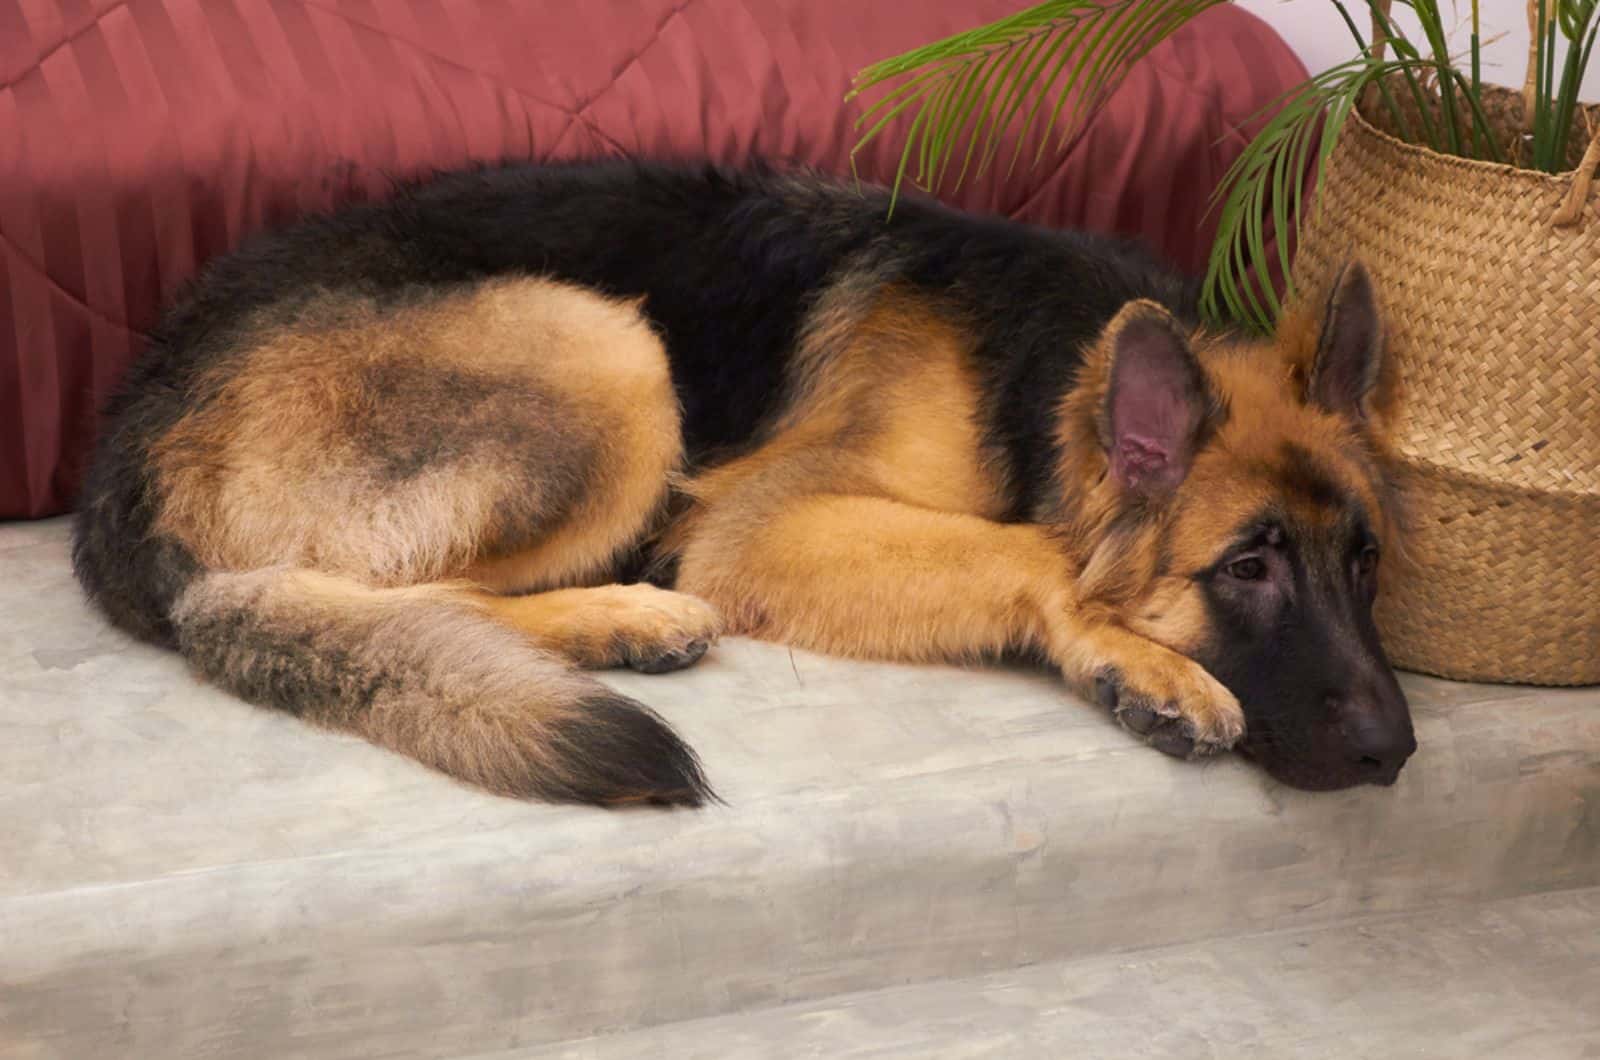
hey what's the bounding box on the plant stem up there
[1470,0,1482,155]
[1550,20,1600,168]
[1471,0,1482,95]
[1545,13,1559,160]
[1365,1,1444,151]
[1543,10,1558,165]
[1410,0,1464,153]
[1451,69,1507,163]
[1328,0,1417,142]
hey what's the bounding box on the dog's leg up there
[1044,620,1244,758]
[478,584,724,674]
[675,491,1074,662]
[400,279,734,679]
[676,489,1241,754]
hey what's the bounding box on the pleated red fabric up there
[0,1,1306,518]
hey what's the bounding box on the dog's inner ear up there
[1100,303,1214,497]
[1308,261,1383,419]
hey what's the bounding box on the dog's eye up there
[1226,556,1267,581]
[1357,545,1380,577]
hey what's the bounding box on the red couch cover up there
[0,1,1306,519]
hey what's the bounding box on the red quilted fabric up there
[0,1,1306,518]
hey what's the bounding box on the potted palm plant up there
[852,0,1600,685]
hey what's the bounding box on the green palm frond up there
[848,0,1227,212]
[1200,57,1427,332]
[1198,49,1520,333]
[1561,0,1599,41]
[855,0,1599,334]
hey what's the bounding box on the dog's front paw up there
[1093,660,1244,759]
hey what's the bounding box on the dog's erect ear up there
[1308,261,1384,419]
[1098,301,1217,497]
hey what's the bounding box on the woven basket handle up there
[1552,124,1600,226]
[1368,0,1393,63]
[1524,0,1600,224]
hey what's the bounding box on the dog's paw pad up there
[1116,703,1160,735]
[625,637,710,675]
[1149,724,1197,759]
[1096,664,1242,759]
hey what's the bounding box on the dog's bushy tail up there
[168,567,714,806]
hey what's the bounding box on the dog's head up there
[1060,262,1414,790]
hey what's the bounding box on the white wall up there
[1235,0,1600,101]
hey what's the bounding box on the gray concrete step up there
[511,886,1600,1059]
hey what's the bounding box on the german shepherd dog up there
[73,162,1416,806]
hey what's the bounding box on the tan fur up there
[171,566,637,799]
[666,289,1023,655]
[771,286,1006,516]
[682,494,1065,659]
[1045,617,1243,749]
[1274,265,1401,428]
[153,277,680,591]
[152,275,707,666]
[149,274,720,804]
[1014,293,1401,753]
[667,291,1270,753]
[1054,310,1393,572]
[674,485,1243,750]
[457,287,684,593]
[479,584,723,668]
[1124,576,1214,658]
[148,262,1393,791]
[657,287,1006,580]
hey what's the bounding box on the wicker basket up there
[1290,82,1600,685]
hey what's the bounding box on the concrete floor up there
[509,885,1600,1059]
[3,516,1598,1058]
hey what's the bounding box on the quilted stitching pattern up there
[0,0,1306,517]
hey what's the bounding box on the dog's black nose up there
[1344,713,1417,785]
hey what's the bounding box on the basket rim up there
[1346,96,1599,197]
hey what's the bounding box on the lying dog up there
[73,162,1415,806]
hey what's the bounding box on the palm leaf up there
[849,0,1227,210]
[857,0,1600,334]
[1199,56,1438,332]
